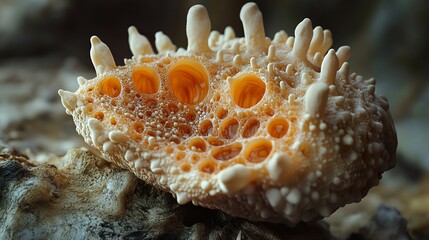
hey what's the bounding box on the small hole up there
[199,160,216,174]
[242,119,260,138]
[216,108,228,119]
[147,131,156,137]
[176,152,186,160]
[166,147,174,154]
[86,97,94,103]
[124,86,131,94]
[184,111,197,122]
[265,107,275,116]
[132,66,160,94]
[207,137,224,146]
[268,117,289,138]
[244,139,272,163]
[168,103,179,113]
[170,137,181,144]
[212,143,242,161]
[178,124,193,138]
[110,117,117,125]
[99,76,121,98]
[230,74,265,108]
[145,98,157,108]
[168,59,209,104]
[188,138,206,152]
[220,117,239,139]
[199,120,213,136]
[93,111,104,121]
[181,163,191,172]
[132,133,142,142]
[145,111,152,117]
[110,99,117,106]
[133,122,144,133]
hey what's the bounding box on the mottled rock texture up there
[0,146,332,239]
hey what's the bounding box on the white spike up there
[90,36,116,75]
[186,5,211,52]
[268,45,276,61]
[320,49,339,85]
[308,26,323,55]
[338,62,350,81]
[224,26,236,40]
[273,30,288,43]
[240,2,266,51]
[155,31,176,53]
[77,76,87,86]
[305,82,329,118]
[267,63,275,75]
[128,26,154,56]
[208,30,220,47]
[58,89,77,114]
[280,81,287,98]
[250,57,257,69]
[292,18,313,60]
[336,46,351,66]
[216,50,224,63]
[313,52,323,66]
[285,64,294,75]
[320,30,332,55]
[233,54,243,65]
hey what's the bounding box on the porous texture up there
[59,2,397,224]
[0,146,332,239]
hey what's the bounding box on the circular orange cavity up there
[242,119,260,138]
[268,117,289,138]
[132,66,160,94]
[199,120,213,136]
[212,143,242,161]
[168,59,209,104]
[99,76,121,98]
[188,138,206,152]
[199,160,216,174]
[133,122,144,133]
[220,117,239,139]
[93,111,104,121]
[230,74,265,108]
[244,139,272,163]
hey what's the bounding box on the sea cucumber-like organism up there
[58,2,397,224]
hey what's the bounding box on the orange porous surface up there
[59,2,397,224]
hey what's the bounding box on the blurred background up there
[0,0,428,238]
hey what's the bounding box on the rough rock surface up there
[0,146,332,239]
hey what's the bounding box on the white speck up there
[286,188,301,204]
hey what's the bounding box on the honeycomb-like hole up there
[207,137,224,146]
[170,137,181,144]
[230,74,265,108]
[181,163,191,172]
[168,103,179,113]
[133,122,144,133]
[242,119,260,138]
[132,66,160,94]
[216,108,228,119]
[168,59,209,104]
[185,111,197,122]
[178,124,193,138]
[175,152,186,161]
[145,98,157,108]
[212,143,242,161]
[268,117,289,138]
[199,120,213,136]
[199,160,216,174]
[220,117,239,139]
[110,117,117,125]
[188,138,206,152]
[244,139,272,163]
[99,76,121,98]
[93,111,104,121]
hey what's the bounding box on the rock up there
[0,146,332,239]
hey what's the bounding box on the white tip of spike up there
[77,76,87,86]
[336,46,351,66]
[339,62,350,81]
[128,26,154,56]
[155,31,176,53]
[224,26,236,40]
[292,18,313,60]
[90,36,116,75]
[308,26,323,54]
[240,2,266,51]
[58,89,77,114]
[186,5,211,52]
[320,30,333,55]
[320,49,339,85]
[305,82,330,118]
[273,30,288,44]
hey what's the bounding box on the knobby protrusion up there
[320,30,332,55]
[305,82,330,118]
[336,46,351,66]
[90,36,116,75]
[186,5,211,52]
[273,30,288,43]
[128,26,154,56]
[77,76,87,86]
[292,18,313,60]
[224,26,236,40]
[58,89,77,114]
[240,2,266,51]
[320,49,339,85]
[155,31,177,53]
[308,26,323,55]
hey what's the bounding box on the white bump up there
[125,150,137,162]
[342,135,354,145]
[267,153,293,183]
[108,131,128,144]
[58,89,77,113]
[336,46,351,66]
[320,49,339,85]
[292,18,313,60]
[286,188,301,204]
[176,192,191,204]
[224,26,236,40]
[305,82,330,118]
[155,31,177,53]
[273,30,288,43]
[266,188,282,208]
[102,142,114,152]
[218,164,252,194]
[77,76,87,86]
[308,26,323,54]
